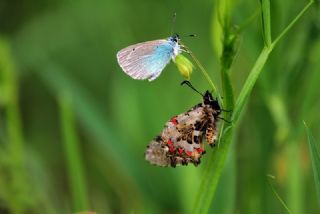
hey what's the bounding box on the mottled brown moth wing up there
[145,90,221,167]
[145,106,209,167]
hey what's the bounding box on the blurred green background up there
[0,0,320,213]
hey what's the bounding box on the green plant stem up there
[192,126,233,214]
[192,66,235,214]
[192,1,314,213]
[260,0,272,47]
[181,43,218,96]
[58,93,89,212]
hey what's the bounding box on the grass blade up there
[267,175,293,214]
[0,38,31,213]
[232,47,271,123]
[272,0,315,47]
[58,92,89,212]
[304,122,320,206]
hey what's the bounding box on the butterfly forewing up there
[117,39,174,81]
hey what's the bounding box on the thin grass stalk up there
[0,38,29,213]
[58,92,89,212]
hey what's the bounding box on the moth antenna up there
[181,81,204,96]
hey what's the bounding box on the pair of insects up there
[117,34,222,167]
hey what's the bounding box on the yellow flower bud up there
[175,55,194,80]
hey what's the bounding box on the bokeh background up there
[0,0,320,213]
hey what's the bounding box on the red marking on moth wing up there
[168,139,175,153]
[196,148,204,154]
[178,148,184,154]
[185,151,193,156]
[170,117,178,125]
[169,146,175,153]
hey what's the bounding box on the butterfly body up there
[117,34,181,81]
[145,91,221,167]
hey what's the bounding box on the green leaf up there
[304,122,320,207]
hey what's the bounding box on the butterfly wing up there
[117,39,175,81]
[145,106,208,167]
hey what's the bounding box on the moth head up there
[203,91,221,112]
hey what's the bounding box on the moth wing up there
[117,39,173,81]
[205,112,219,146]
[145,136,171,167]
[172,107,207,160]
[145,106,208,167]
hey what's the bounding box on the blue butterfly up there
[117,34,182,81]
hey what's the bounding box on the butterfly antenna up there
[181,81,204,96]
[171,12,177,35]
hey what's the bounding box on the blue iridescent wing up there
[117,39,175,81]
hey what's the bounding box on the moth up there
[145,81,222,167]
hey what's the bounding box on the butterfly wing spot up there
[167,139,176,153]
[170,116,178,125]
[185,151,193,156]
[196,148,204,154]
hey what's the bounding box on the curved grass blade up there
[304,122,320,207]
[267,175,293,214]
[58,93,89,212]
